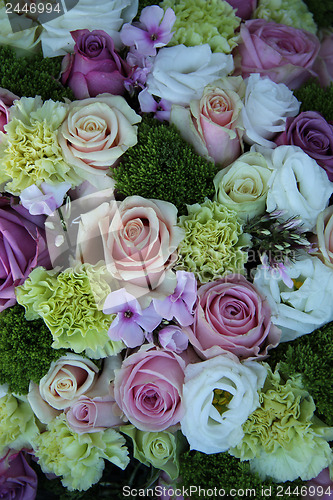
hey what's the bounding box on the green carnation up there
[176,199,249,282]
[0,96,81,194]
[35,414,129,491]
[254,0,317,34]
[16,264,123,356]
[0,393,39,454]
[121,425,184,480]
[230,366,333,482]
[160,0,240,53]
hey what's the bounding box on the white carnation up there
[180,355,267,454]
[262,145,333,231]
[242,74,300,148]
[40,0,138,57]
[253,255,333,342]
[146,44,234,106]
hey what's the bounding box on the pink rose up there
[0,196,50,312]
[313,206,333,270]
[234,19,320,89]
[0,451,37,500]
[0,88,18,141]
[66,395,123,433]
[185,274,281,360]
[76,195,185,302]
[171,77,245,167]
[304,468,333,500]
[225,0,257,19]
[313,31,333,87]
[61,30,131,99]
[114,346,185,431]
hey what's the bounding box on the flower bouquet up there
[0,0,333,498]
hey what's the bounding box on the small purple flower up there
[138,88,171,121]
[20,182,71,216]
[158,325,189,354]
[153,271,197,326]
[120,6,176,56]
[103,289,162,348]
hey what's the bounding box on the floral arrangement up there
[0,0,333,499]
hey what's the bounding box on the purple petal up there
[139,6,164,31]
[138,89,158,113]
[135,302,162,332]
[108,319,144,348]
[103,288,141,315]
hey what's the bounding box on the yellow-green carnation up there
[176,199,250,283]
[230,366,333,482]
[0,393,40,454]
[254,0,317,34]
[160,0,240,53]
[15,263,124,356]
[35,414,129,491]
[0,96,82,194]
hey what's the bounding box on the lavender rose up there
[313,31,333,88]
[61,29,131,99]
[114,346,185,431]
[234,19,320,89]
[275,111,333,181]
[0,196,49,312]
[225,0,257,19]
[185,274,281,360]
[0,450,37,500]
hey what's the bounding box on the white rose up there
[146,44,234,106]
[262,145,333,231]
[214,151,273,220]
[0,3,41,54]
[40,0,138,57]
[253,255,333,342]
[242,74,300,148]
[180,355,267,454]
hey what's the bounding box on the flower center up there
[212,389,232,415]
[124,310,133,318]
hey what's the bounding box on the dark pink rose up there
[225,0,257,19]
[0,88,18,141]
[61,29,131,99]
[0,450,37,500]
[114,346,185,431]
[0,196,50,312]
[313,31,333,87]
[185,274,281,360]
[234,19,320,89]
[276,111,333,181]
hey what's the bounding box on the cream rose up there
[313,206,333,270]
[28,354,99,423]
[214,151,273,220]
[58,94,141,183]
[76,195,185,303]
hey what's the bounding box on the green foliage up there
[180,451,306,500]
[268,321,333,426]
[0,45,74,102]
[113,117,217,215]
[0,305,66,394]
[294,80,333,122]
[302,0,333,28]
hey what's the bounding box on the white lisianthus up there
[180,355,267,454]
[0,2,41,54]
[214,151,274,220]
[242,74,300,148]
[262,145,333,231]
[253,255,333,342]
[40,0,138,57]
[146,44,234,106]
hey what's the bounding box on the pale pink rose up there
[313,31,333,87]
[313,206,333,270]
[0,88,18,141]
[66,394,123,433]
[58,94,141,182]
[171,77,245,167]
[114,346,185,431]
[234,19,320,89]
[76,195,185,302]
[185,274,281,360]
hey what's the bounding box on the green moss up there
[113,117,217,215]
[294,80,333,122]
[302,0,333,28]
[268,321,333,426]
[0,45,74,102]
[180,451,306,500]
[0,305,66,395]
